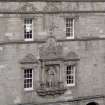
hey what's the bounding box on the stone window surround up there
[21,64,37,91]
[63,14,79,40]
[64,61,78,87]
[20,53,38,91]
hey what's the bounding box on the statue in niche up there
[46,66,57,88]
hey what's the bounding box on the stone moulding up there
[1,11,105,14]
[0,37,105,45]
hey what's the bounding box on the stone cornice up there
[0,0,105,2]
[0,37,105,45]
[0,11,105,14]
[0,2,105,14]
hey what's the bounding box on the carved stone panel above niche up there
[39,36,79,61]
[39,36,63,61]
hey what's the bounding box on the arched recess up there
[86,102,99,105]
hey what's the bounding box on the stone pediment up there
[20,54,38,64]
[64,51,79,61]
[39,36,63,61]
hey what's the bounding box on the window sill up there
[24,88,34,92]
[66,84,75,87]
[66,37,74,40]
[24,39,34,41]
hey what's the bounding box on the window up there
[66,65,75,86]
[24,18,33,41]
[66,18,74,39]
[24,68,33,90]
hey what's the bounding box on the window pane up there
[24,69,33,89]
[66,65,75,86]
[66,18,74,38]
[24,18,32,40]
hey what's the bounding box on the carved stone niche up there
[36,36,67,97]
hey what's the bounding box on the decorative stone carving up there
[36,36,79,97]
[39,36,79,61]
[36,84,66,96]
[39,36,63,61]
[45,64,59,86]
[43,3,59,12]
[36,36,66,97]
[18,3,37,13]
[46,65,57,83]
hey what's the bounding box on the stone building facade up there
[0,0,105,105]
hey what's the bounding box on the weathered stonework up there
[0,1,105,105]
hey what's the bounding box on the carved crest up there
[43,3,59,12]
[18,3,37,13]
